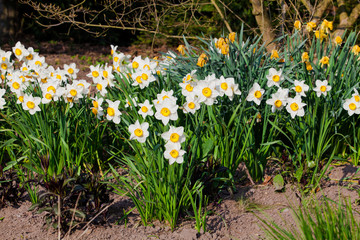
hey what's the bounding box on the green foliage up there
[259,196,360,240]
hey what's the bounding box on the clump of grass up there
[258,196,360,240]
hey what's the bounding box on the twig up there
[64,192,82,240]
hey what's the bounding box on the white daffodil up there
[0,88,6,109]
[343,97,360,116]
[41,90,54,104]
[314,80,331,97]
[91,96,104,119]
[106,99,122,124]
[218,76,241,101]
[64,63,79,79]
[155,98,178,125]
[179,81,196,98]
[266,68,284,87]
[101,64,115,87]
[125,96,138,108]
[164,143,186,165]
[195,79,219,106]
[161,126,186,148]
[266,88,289,112]
[246,82,265,105]
[30,55,47,68]
[87,65,102,81]
[183,96,201,114]
[352,89,360,103]
[182,70,198,83]
[66,83,83,102]
[110,44,118,55]
[292,80,309,97]
[131,70,155,89]
[12,41,29,61]
[74,80,91,95]
[138,99,154,118]
[153,89,177,106]
[22,95,41,115]
[94,78,108,96]
[0,58,13,73]
[286,95,306,118]
[128,120,149,143]
[130,56,145,70]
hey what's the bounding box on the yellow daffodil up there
[306,22,317,32]
[301,52,309,62]
[229,32,236,43]
[177,45,185,55]
[319,56,329,67]
[270,50,280,59]
[334,36,342,45]
[294,20,301,30]
[352,45,360,55]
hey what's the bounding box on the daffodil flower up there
[292,80,309,97]
[155,98,178,125]
[266,68,284,87]
[218,76,241,101]
[343,97,360,116]
[138,100,154,119]
[266,88,289,112]
[314,80,331,97]
[183,96,201,114]
[164,143,186,165]
[0,88,6,109]
[22,95,41,115]
[286,95,306,118]
[106,99,122,124]
[246,82,265,105]
[128,120,149,143]
[161,126,186,148]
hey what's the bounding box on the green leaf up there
[273,174,284,191]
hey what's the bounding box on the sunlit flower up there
[0,88,6,109]
[229,32,236,43]
[161,126,185,148]
[164,143,186,165]
[138,99,154,118]
[183,96,201,114]
[218,76,241,100]
[125,96,138,108]
[343,97,360,116]
[87,65,101,80]
[94,78,109,96]
[73,80,91,95]
[153,89,177,106]
[294,20,301,30]
[246,82,265,105]
[179,81,196,98]
[266,68,284,87]
[270,50,280,59]
[352,45,360,55]
[286,95,306,118]
[314,30,327,41]
[106,99,121,124]
[110,44,118,55]
[305,61,313,71]
[319,56,329,67]
[314,80,331,97]
[292,80,309,97]
[66,83,83,102]
[301,52,309,62]
[128,120,149,143]
[197,53,208,67]
[334,36,342,45]
[352,89,360,103]
[177,45,185,55]
[266,88,289,112]
[64,63,79,79]
[220,43,229,55]
[91,96,104,119]
[321,19,333,33]
[182,70,198,83]
[155,98,178,125]
[306,22,316,32]
[22,95,41,115]
[12,41,29,61]
[195,79,219,105]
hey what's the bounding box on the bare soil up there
[1,164,360,240]
[1,40,360,240]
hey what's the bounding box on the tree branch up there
[312,0,332,24]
